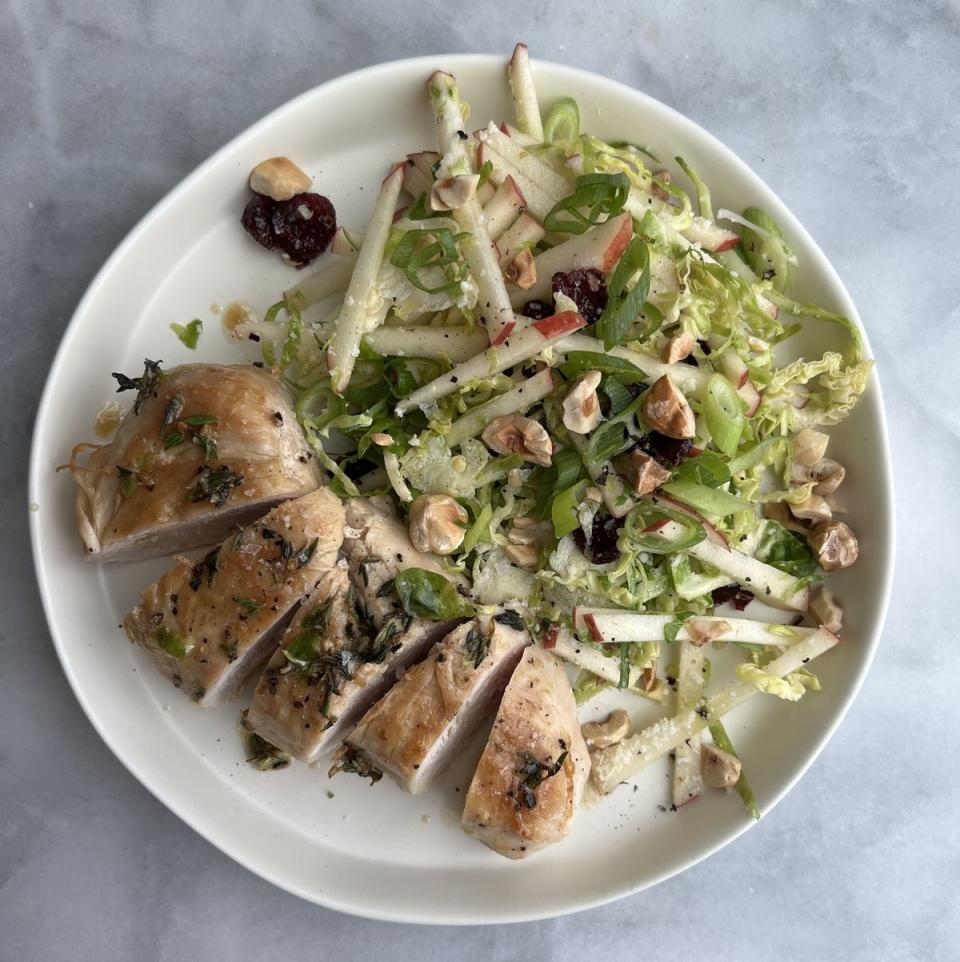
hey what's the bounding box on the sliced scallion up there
[543,97,580,146]
[543,172,629,235]
[623,501,706,554]
[704,374,745,458]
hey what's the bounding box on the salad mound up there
[227,45,870,815]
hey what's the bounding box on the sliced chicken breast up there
[123,488,344,706]
[462,646,591,859]
[347,611,531,794]
[69,362,318,562]
[246,496,467,763]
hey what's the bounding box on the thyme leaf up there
[493,609,526,632]
[239,709,290,771]
[376,577,397,598]
[187,466,243,507]
[112,359,164,415]
[192,431,218,460]
[512,746,569,810]
[189,548,220,591]
[294,537,319,569]
[328,745,382,784]
[462,623,489,669]
[161,395,184,433]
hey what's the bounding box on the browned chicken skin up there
[123,488,344,706]
[245,497,466,762]
[347,612,530,793]
[462,646,591,858]
[70,363,318,562]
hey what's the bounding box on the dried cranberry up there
[241,192,336,268]
[573,511,624,565]
[521,299,554,321]
[711,584,754,610]
[636,432,693,468]
[551,268,608,323]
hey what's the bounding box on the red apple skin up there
[602,214,633,273]
[499,121,511,136]
[584,613,605,644]
[503,174,527,209]
[719,351,749,388]
[383,162,404,187]
[655,493,732,550]
[738,381,762,417]
[532,311,586,338]
[406,150,441,167]
[542,624,560,649]
[490,319,517,346]
[510,42,529,66]
[713,235,740,252]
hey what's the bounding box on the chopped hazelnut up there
[661,332,695,364]
[808,521,859,571]
[685,618,732,647]
[792,457,846,496]
[613,448,671,496]
[503,542,540,567]
[763,501,809,533]
[408,494,468,556]
[507,517,549,547]
[809,586,843,633]
[792,428,830,466]
[502,248,537,289]
[249,157,312,202]
[581,709,632,750]
[789,493,832,523]
[430,174,480,211]
[642,375,696,439]
[562,371,602,434]
[701,744,742,788]
[482,415,552,467]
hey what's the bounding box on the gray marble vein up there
[1,0,958,959]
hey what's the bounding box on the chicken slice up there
[347,611,531,794]
[123,487,344,706]
[462,646,591,859]
[246,496,467,763]
[69,363,318,562]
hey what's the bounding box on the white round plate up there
[29,54,894,924]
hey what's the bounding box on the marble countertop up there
[2,1,957,959]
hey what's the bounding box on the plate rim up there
[28,51,896,924]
